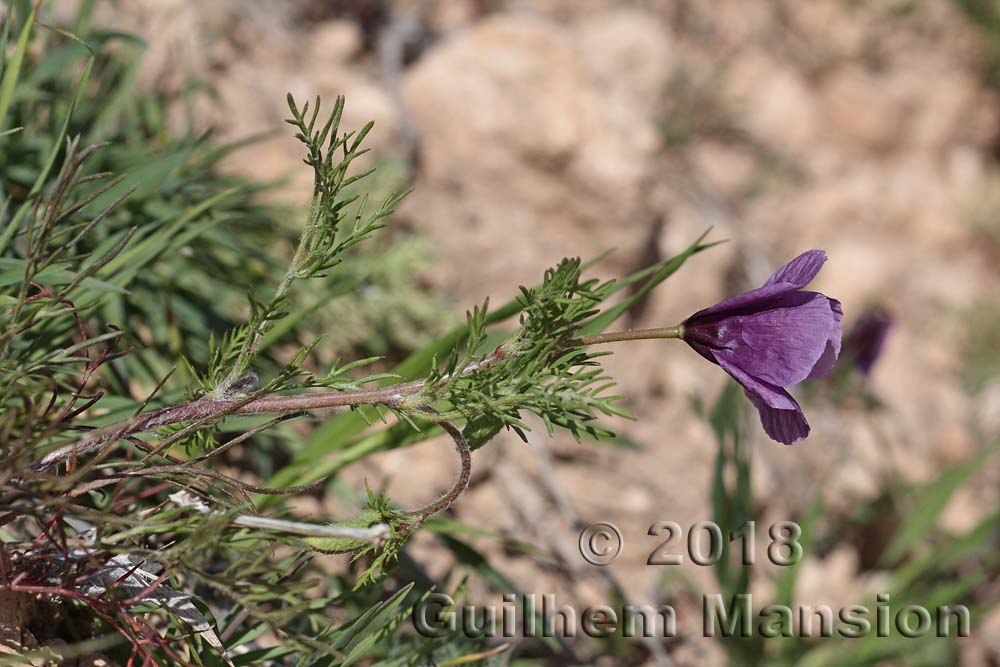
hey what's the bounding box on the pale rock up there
[790,161,888,233]
[794,546,863,625]
[760,411,883,514]
[911,256,980,313]
[99,0,215,93]
[884,156,967,248]
[978,380,1000,438]
[430,0,478,32]
[878,328,972,483]
[670,638,729,667]
[405,15,591,170]
[400,14,657,302]
[403,14,654,214]
[833,421,885,501]
[358,436,459,508]
[905,68,981,152]
[575,8,672,105]
[793,0,867,58]
[819,64,905,153]
[690,141,757,195]
[78,658,115,667]
[284,494,323,518]
[621,484,654,514]
[307,20,363,64]
[748,567,777,604]
[512,0,621,20]
[980,606,1000,653]
[935,422,977,467]
[940,484,996,535]
[725,51,820,154]
[947,145,987,202]
[653,207,738,317]
[814,239,893,308]
[211,59,395,203]
[701,2,775,47]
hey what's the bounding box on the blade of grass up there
[579,229,721,335]
[0,54,95,254]
[438,534,561,652]
[881,442,998,564]
[0,3,33,130]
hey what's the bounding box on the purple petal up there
[686,291,837,387]
[763,250,827,290]
[744,389,811,445]
[686,283,794,321]
[717,356,799,410]
[685,339,719,367]
[687,250,829,323]
[806,298,843,380]
[718,357,810,444]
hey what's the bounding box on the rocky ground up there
[101,0,1000,664]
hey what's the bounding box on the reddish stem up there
[33,344,511,472]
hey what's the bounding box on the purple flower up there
[844,306,892,376]
[682,250,842,445]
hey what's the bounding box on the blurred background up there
[31,0,1000,664]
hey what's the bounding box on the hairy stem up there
[402,420,471,522]
[217,213,314,394]
[231,514,390,541]
[33,384,417,471]
[569,325,683,347]
[31,327,674,473]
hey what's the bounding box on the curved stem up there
[402,420,471,522]
[217,195,319,394]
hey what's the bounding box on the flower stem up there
[569,325,683,347]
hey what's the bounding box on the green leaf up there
[579,228,721,335]
[331,583,415,667]
[893,508,1000,592]
[232,646,296,667]
[881,443,998,564]
[0,3,33,130]
[0,259,127,293]
[708,381,749,597]
[0,53,95,254]
[774,495,821,610]
[99,186,241,286]
[87,145,193,214]
[423,515,546,558]
[438,534,560,652]
[261,420,435,507]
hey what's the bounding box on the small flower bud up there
[223,371,260,398]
